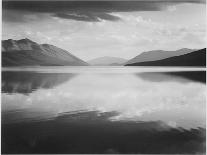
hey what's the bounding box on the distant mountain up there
[125,48,206,67]
[2,38,88,66]
[88,56,127,66]
[125,48,195,65]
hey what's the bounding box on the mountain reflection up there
[2,70,205,95]
[2,71,76,94]
[137,71,206,83]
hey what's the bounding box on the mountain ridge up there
[125,48,206,66]
[88,56,127,66]
[125,48,196,65]
[2,38,88,66]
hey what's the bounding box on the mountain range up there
[1,38,206,67]
[125,48,195,65]
[88,56,127,66]
[2,39,88,66]
[125,48,206,66]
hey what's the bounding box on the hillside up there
[125,48,195,65]
[125,48,206,67]
[2,39,88,66]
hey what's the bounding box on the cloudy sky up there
[2,0,206,60]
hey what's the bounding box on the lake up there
[1,67,206,154]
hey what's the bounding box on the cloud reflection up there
[2,73,205,129]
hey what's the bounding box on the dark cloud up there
[2,10,27,23]
[54,12,120,22]
[2,0,206,22]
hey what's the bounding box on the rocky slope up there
[125,48,195,65]
[2,38,88,66]
[125,48,206,67]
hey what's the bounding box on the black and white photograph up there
[1,0,206,154]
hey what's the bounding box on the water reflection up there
[2,111,205,154]
[2,71,75,94]
[1,69,206,154]
[2,71,205,95]
[138,71,206,83]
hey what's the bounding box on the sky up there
[2,0,206,60]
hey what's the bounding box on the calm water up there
[1,67,206,154]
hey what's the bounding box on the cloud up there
[3,0,205,22]
[2,2,206,60]
[2,10,50,23]
[54,12,120,22]
[167,5,177,12]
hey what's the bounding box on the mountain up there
[2,38,88,66]
[125,48,195,65]
[88,56,127,66]
[125,48,206,67]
